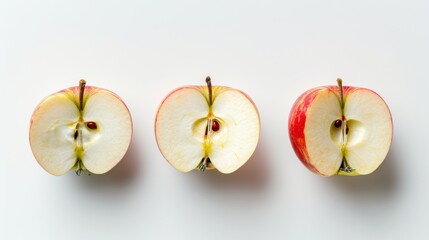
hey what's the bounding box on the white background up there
[1,0,428,239]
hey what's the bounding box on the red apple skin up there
[288,85,354,176]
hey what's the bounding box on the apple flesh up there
[289,79,393,176]
[29,80,133,176]
[155,77,260,174]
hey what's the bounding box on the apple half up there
[29,80,133,176]
[155,77,260,174]
[289,79,393,176]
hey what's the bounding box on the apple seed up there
[212,120,220,132]
[334,119,342,128]
[87,121,97,130]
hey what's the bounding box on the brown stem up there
[337,78,344,109]
[79,79,86,111]
[205,76,212,106]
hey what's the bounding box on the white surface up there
[1,0,428,239]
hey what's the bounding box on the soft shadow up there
[327,140,401,199]
[71,134,144,190]
[190,140,272,191]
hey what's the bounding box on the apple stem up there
[206,76,212,106]
[337,78,344,109]
[79,79,86,111]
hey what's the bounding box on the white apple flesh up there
[155,77,260,174]
[289,79,393,176]
[29,80,133,175]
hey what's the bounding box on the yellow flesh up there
[156,88,207,172]
[343,90,393,175]
[305,89,343,176]
[209,90,260,173]
[30,93,79,175]
[81,91,132,174]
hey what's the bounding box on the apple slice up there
[155,77,260,174]
[29,80,133,176]
[289,79,393,176]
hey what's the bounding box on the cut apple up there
[289,79,393,176]
[155,77,260,174]
[29,80,133,176]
